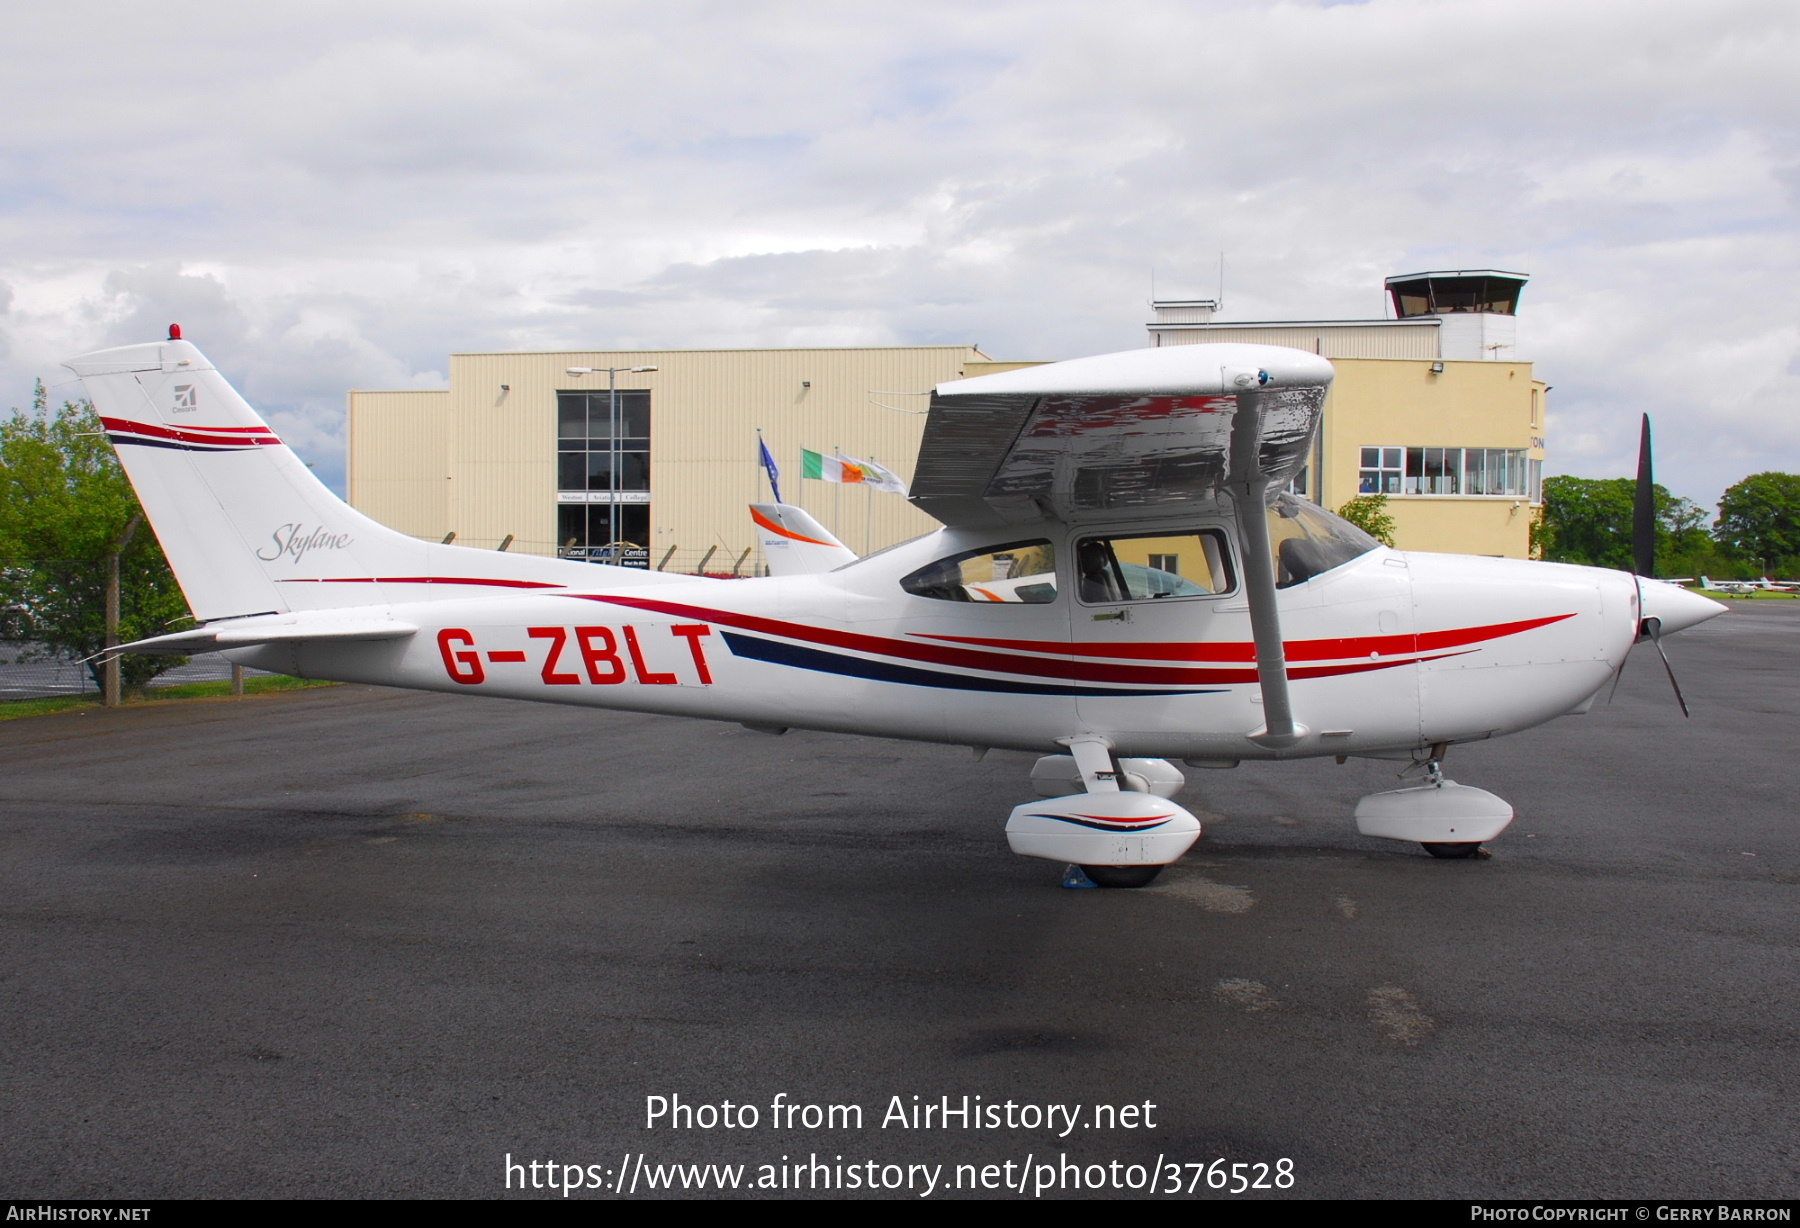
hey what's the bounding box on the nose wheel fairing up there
[1353,780,1514,846]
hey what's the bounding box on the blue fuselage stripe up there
[720,632,1220,698]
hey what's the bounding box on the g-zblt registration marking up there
[436,625,714,687]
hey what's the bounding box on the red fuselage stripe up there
[912,613,1575,662]
[277,577,567,589]
[575,593,1492,685]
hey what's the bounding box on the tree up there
[1714,472,1800,574]
[1532,475,1727,575]
[0,385,191,690]
[1335,493,1396,547]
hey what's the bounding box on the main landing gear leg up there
[1067,738,1164,888]
[1004,736,1203,888]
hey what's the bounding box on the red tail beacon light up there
[168,324,183,340]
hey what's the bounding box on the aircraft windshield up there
[1268,492,1380,587]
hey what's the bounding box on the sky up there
[1,0,1794,510]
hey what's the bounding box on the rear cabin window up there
[900,540,1058,603]
[1075,530,1234,603]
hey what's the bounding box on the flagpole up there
[865,457,873,554]
[832,443,840,535]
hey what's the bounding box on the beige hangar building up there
[347,270,1546,571]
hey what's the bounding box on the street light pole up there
[608,365,620,550]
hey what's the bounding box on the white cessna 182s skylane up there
[73,332,1725,886]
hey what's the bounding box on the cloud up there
[0,0,1793,507]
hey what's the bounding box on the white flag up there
[838,452,909,496]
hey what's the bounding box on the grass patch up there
[1681,586,1799,600]
[0,675,337,721]
[143,675,337,701]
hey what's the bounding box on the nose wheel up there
[1078,864,1165,888]
[1420,841,1487,860]
[1414,757,1487,860]
[1352,749,1514,858]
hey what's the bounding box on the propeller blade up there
[1645,617,1691,718]
[1607,575,1641,705]
[1633,413,1655,578]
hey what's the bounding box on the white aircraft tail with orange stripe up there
[65,334,678,622]
[749,503,857,576]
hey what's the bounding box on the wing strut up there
[1227,388,1307,749]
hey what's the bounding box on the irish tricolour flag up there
[802,449,908,495]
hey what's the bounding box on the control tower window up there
[1386,273,1526,318]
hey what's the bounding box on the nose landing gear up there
[1353,749,1513,859]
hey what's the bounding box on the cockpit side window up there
[900,540,1058,603]
[1074,529,1235,603]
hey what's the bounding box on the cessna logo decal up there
[172,384,198,412]
[257,523,354,565]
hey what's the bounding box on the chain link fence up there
[0,644,271,702]
[446,538,771,578]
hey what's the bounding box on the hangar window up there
[559,390,650,493]
[1074,530,1233,603]
[901,540,1058,603]
[558,389,653,561]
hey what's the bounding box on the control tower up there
[1149,269,1529,362]
[1385,270,1527,361]
[1143,268,1545,558]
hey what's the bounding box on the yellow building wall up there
[348,349,1547,566]
[351,347,982,568]
[346,389,450,540]
[1155,322,1441,359]
[1317,359,1546,558]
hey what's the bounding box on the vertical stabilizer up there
[749,503,857,576]
[65,338,676,620]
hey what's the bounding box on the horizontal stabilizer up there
[116,616,419,656]
[750,503,857,576]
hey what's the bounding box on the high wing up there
[909,342,1336,748]
[909,344,1335,529]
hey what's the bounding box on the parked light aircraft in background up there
[1696,576,1757,597]
[74,330,1725,885]
[1695,576,1796,597]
